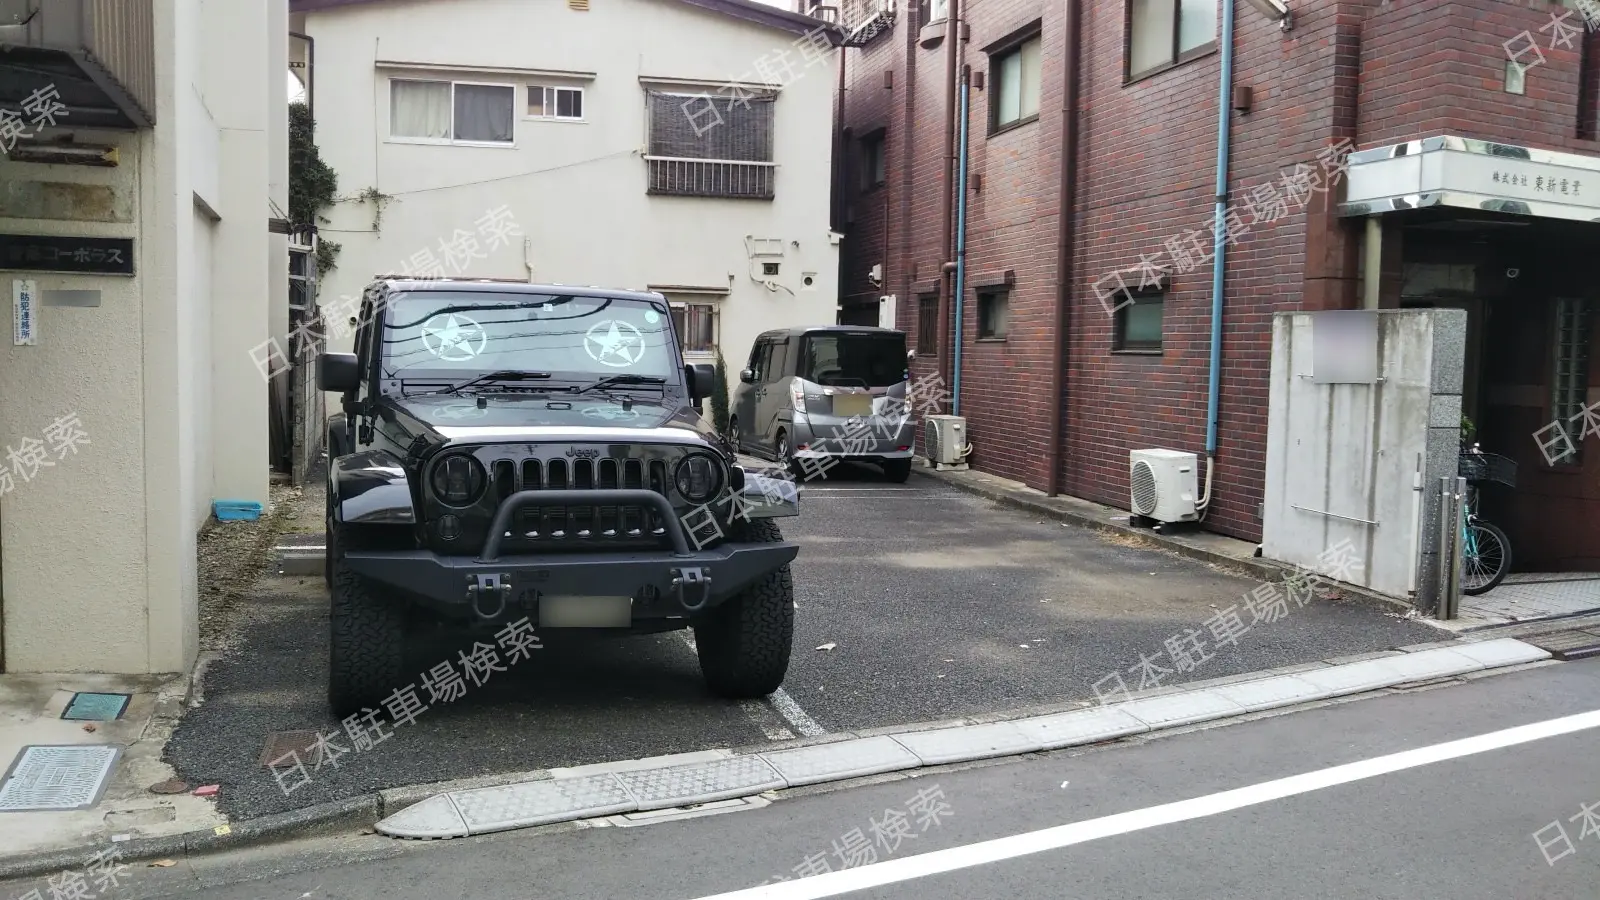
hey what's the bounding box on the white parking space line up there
[688,709,1600,899]
[768,688,828,738]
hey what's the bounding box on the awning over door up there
[1339,135,1600,223]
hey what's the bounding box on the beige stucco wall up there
[0,0,284,674]
[304,0,840,399]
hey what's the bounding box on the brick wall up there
[835,0,1596,544]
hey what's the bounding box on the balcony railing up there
[646,157,776,200]
[811,0,894,46]
[0,0,155,128]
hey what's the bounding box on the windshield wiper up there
[569,374,669,394]
[407,370,553,397]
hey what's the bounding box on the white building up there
[0,0,287,673]
[290,0,843,390]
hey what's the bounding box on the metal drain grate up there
[0,745,122,811]
[260,730,321,768]
[1523,629,1600,661]
[62,692,131,721]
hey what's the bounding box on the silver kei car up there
[728,325,916,483]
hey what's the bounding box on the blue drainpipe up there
[952,69,972,417]
[1202,0,1237,504]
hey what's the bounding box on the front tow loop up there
[671,567,714,613]
[468,573,511,620]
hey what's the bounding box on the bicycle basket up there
[1458,451,1517,487]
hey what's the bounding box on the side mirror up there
[318,352,361,393]
[739,367,757,384]
[685,363,716,400]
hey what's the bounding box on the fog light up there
[438,515,461,540]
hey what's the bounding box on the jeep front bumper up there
[340,489,798,620]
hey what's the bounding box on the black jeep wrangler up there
[317,280,801,717]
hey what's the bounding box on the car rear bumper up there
[790,414,915,459]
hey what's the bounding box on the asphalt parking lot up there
[165,463,1440,821]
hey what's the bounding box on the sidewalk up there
[0,483,303,877]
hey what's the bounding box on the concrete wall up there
[303,0,839,397]
[1261,309,1465,604]
[0,0,283,674]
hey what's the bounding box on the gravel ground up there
[164,462,1442,822]
[197,481,307,653]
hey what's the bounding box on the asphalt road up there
[36,656,1600,900]
[163,462,1438,821]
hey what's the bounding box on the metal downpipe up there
[1199,0,1237,513]
[952,66,972,417]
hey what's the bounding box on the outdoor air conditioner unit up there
[924,415,967,466]
[1129,449,1199,526]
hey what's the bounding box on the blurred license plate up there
[832,393,872,417]
[539,595,632,628]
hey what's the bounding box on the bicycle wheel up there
[1461,520,1512,595]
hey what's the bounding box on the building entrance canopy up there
[1339,135,1600,223]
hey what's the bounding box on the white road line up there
[768,688,827,738]
[687,708,1600,899]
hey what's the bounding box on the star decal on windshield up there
[420,313,487,362]
[583,320,646,368]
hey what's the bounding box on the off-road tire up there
[694,517,795,698]
[882,459,912,483]
[328,526,407,717]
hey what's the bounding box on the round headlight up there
[674,454,723,504]
[431,454,486,508]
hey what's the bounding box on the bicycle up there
[1457,443,1516,595]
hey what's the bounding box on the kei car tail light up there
[790,377,807,413]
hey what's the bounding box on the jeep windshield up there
[380,291,681,390]
[799,331,907,388]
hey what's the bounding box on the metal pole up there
[1446,474,1459,621]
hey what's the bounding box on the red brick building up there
[817,0,1600,571]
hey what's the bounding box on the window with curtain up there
[390,78,514,144]
[991,35,1042,131]
[1128,0,1217,79]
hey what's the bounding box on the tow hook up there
[671,568,713,613]
[468,573,511,620]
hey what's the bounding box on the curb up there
[908,464,1416,615]
[0,795,379,883]
[373,637,1552,840]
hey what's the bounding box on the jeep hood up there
[387,393,712,444]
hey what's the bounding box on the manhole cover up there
[62,692,131,721]
[0,745,122,811]
[260,730,321,768]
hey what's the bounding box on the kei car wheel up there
[328,525,407,717]
[775,430,799,476]
[693,517,795,699]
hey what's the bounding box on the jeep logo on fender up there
[565,447,600,459]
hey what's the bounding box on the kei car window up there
[379,291,679,382]
[801,333,907,387]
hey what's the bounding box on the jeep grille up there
[437,447,706,554]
